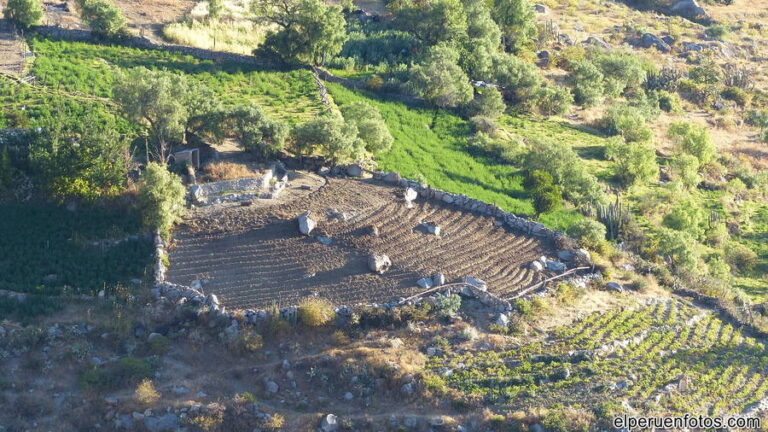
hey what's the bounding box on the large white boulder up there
[368,254,392,274]
[297,211,316,236]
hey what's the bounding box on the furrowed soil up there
[166,175,554,309]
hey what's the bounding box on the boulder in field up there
[417,277,434,289]
[298,211,316,236]
[432,272,445,286]
[346,164,363,177]
[368,254,392,274]
[321,414,339,432]
[404,187,418,208]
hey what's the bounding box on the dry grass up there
[135,379,160,405]
[297,297,335,327]
[202,161,256,181]
[162,19,271,55]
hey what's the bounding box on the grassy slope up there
[28,37,323,125]
[326,82,617,230]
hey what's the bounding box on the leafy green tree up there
[667,121,715,165]
[568,60,605,107]
[137,162,187,238]
[28,110,130,200]
[215,105,289,159]
[208,0,224,19]
[653,227,699,270]
[524,170,562,215]
[605,137,658,188]
[460,0,502,80]
[600,105,653,143]
[567,219,607,249]
[76,0,127,39]
[662,199,708,240]
[409,43,473,109]
[591,50,649,97]
[492,53,542,103]
[493,0,536,53]
[255,0,348,65]
[340,102,394,155]
[291,115,364,165]
[530,85,573,116]
[524,138,605,206]
[389,0,468,46]
[114,68,217,162]
[465,87,506,119]
[3,0,43,29]
[670,153,701,189]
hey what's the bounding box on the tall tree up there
[389,0,468,46]
[137,163,187,238]
[214,105,289,159]
[113,68,217,162]
[460,0,502,80]
[340,101,394,155]
[409,43,473,109]
[291,114,364,165]
[3,0,43,29]
[254,0,348,65]
[76,0,127,39]
[493,0,536,53]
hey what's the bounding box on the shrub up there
[202,161,255,181]
[433,293,462,317]
[689,60,723,86]
[135,379,160,405]
[238,327,264,352]
[531,85,573,116]
[568,61,605,106]
[409,43,473,109]
[567,219,607,249]
[214,105,289,159]
[652,227,699,270]
[291,115,364,165]
[721,87,751,107]
[705,24,729,39]
[745,110,768,127]
[340,101,394,155]
[147,334,169,354]
[76,0,127,39]
[591,50,649,97]
[662,199,708,240]
[492,53,542,103]
[465,87,506,119]
[524,138,605,206]
[3,0,43,29]
[670,153,701,189]
[604,137,658,187]
[667,121,715,165]
[261,413,285,430]
[137,163,187,238]
[297,297,335,327]
[657,90,683,113]
[599,105,653,143]
[525,170,562,215]
[725,243,758,273]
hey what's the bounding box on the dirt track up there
[167,176,554,309]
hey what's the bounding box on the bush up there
[604,137,658,187]
[668,121,715,165]
[214,105,289,159]
[567,219,607,249]
[705,24,729,39]
[291,114,364,164]
[340,101,394,155]
[135,379,160,405]
[3,0,43,29]
[202,161,255,181]
[524,139,605,206]
[721,87,751,107]
[465,87,506,119]
[433,293,462,317]
[531,85,573,116]
[745,110,768,128]
[82,357,154,390]
[76,0,127,39]
[725,243,758,273]
[137,163,187,238]
[568,60,605,106]
[525,170,562,215]
[297,297,335,327]
[652,227,699,270]
[662,199,708,240]
[657,90,683,113]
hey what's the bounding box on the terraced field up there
[428,298,768,416]
[166,177,553,309]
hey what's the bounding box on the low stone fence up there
[188,166,290,206]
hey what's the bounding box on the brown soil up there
[0,19,25,76]
[167,176,554,309]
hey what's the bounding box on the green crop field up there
[427,299,768,416]
[0,202,152,296]
[28,37,324,124]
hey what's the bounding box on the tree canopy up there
[3,0,43,29]
[255,0,348,65]
[76,0,127,39]
[138,162,187,238]
[340,101,394,155]
[409,43,473,109]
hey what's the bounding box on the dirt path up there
[0,19,26,76]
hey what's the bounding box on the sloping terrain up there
[166,177,554,309]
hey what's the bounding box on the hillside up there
[0,0,766,430]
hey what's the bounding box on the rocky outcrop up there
[669,0,709,22]
[368,254,392,274]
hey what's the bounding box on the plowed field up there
[167,176,554,309]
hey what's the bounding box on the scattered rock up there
[417,277,434,289]
[317,235,332,245]
[670,0,708,22]
[346,164,362,177]
[533,3,548,13]
[147,332,163,341]
[384,172,401,184]
[343,392,354,400]
[298,211,316,236]
[441,194,455,204]
[529,260,545,272]
[605,282,625,293]
[368,254,392,274]
[557,250,574,262]
[432,272,445,286]
[546,261,567,273]
[400,382,414,395]
[144,413,179,432]
[320,414,339,432]
[495,313,509,327]
[461,277,487,291]
[636,33,672,52]
[265,380,279,393]
[583,35,610,49]
[404,187,418,208]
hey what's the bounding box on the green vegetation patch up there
[430,300,768,416]
[28,37,323,124]
[0,201,152,295]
